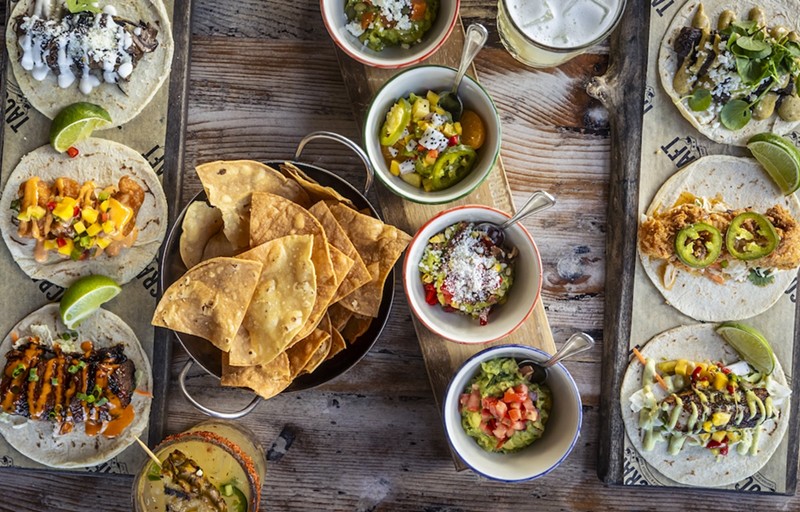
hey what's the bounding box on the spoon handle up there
[499,190,556,230]
[451,24,489,94]
[543,332,595,368]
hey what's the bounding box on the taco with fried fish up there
[620,323,790,487]
[6,0,174,128]
[638,155,800,322]
[0,138,168,287]
[0,303,152,468]
[659,1,800,146]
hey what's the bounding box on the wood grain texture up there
[4,0,800,509]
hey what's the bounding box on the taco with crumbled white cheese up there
[638,155,800,322]
[6,0,174,128]
[0,138,168,287]
[659,1,800,145]
[620,323,790,487]
[0,303,152,468]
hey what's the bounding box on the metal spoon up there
[476,190,556,246]
[438,24,489,121]
[519,332,595,385]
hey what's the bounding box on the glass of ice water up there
[497,0,626,68]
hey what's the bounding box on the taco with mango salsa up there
[620,323,790,487]
[0,138,167,287]
[637,155,800,322]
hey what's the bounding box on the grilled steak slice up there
[661,387,772,433]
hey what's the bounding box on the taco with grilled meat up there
[0,303,152,468]
[620,323,790,487]
[637,155,800,322]
[0,138,168,287]
[6,0,174,128]
[659,1,800,145]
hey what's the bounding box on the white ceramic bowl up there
[320,0,459,68]
[403,205,541,343]
[443,344,582,482]
[364,66,501,204]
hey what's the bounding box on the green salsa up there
[459,358,551,453]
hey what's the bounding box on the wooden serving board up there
[590,1,800,494]
[336,22,557,470]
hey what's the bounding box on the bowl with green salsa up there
[365,66,501,204]
[321,0,459,68]
[443,345,582,482]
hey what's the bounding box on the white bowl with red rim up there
[320,0,460,68]
[402,205,542,344]
[443,344,582,481]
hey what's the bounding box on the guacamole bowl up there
[364,65,501,204]
[443,344,583,482]
[403,205,541,343]
[320,0,459,68]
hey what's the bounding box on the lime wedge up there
[747,133,800,195]
[59,275,122,329]
[716,322,775,375]
[49,102,112,153]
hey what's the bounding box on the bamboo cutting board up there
[335,22,557,470]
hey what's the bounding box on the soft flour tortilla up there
[620,324,789,487]
[0,138,168,287]
[659,0,800,146]
[6,0,174,128]
[638,155,800,322]
[0,304,152,468]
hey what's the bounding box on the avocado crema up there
[672,4,800,130]
[631,357,781,457]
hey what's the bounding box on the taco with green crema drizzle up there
[637,155,800,322]
[6,0,174,128]
[659,0,800,145]
[620,324,790,487]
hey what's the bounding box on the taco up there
[0,303,152,468]
[620,323,790,487]
[637,155,800,322]
[5,0,174,128]
[0,138,168,287]
[659,1,800,146]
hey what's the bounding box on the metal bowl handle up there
[178,360,261,419]
[294,131,374,194]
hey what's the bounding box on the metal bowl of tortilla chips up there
[156,132,412,418]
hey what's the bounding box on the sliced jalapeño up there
[725,212,779,260]
[379,98,411,146]
[423,145,477,192]
[675,222,722,268]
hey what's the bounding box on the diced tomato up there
[417,144,425,152]
[360,11,375,29]
[521,398,535,412]
[508,401,521,410]
[721,367,731,375]
[511,420,527,431]
[525,408,539,422]
[56,238,66,248]
[495,438,506,450]
[466,391,480,412]
[503,388,522,403]
[727,384,735,395]
[410,0,427,21]
[73,206,80,217]
[448,135,459,146]
[481,409,492,421]
[494,400,508,419]
[514,384,529,396]
[424,283,438,306]
[46,201,56,211]
[492,423,508,440]
[66,147,79,158]
[720,444,729,456]
[480,422,493,436]
[427,149,439,159]
[508,408,522,422]
[691,366,702,383]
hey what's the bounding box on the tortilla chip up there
[202,230,237,261]
[221,351,292,400]
[327,327,347,361]
[228,235,317,366]
[328,244,354,288]
[179,201,223,269]
[302,335,331,375]
[329,204,412,317]
[281,162,355,207]
[286,328,330,379]
[341,314,373,344]
[249,192,338,340]
[152,257,263,352]
[196,160,309,250]
[327,303,353,332]
[309,201,372,302]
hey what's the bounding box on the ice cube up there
[516,0,554,29]
[564,0,611,34]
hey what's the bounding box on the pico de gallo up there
[459,358,551,453]
[12,176,144,261]
[380,90,486,192]
[418,221,515,325]
[344,0,439,52]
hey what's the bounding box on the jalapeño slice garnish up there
[675,222,722,268]
[380,98,412,146]
[725,212,779,260]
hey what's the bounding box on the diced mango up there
[713,371,728,391]
[442,123,458,137]
[412,98,430,120]
[426,90,440,105]
[100,200,110,212]
[52,197,77,220]
[711,431,727,442]
[57,239,73,256]
[674,359,691,376]
[728,431,741,443]
[711,412,731,427]
[390,160,401,176]
[43,240,58,251]
[454,122,463,135]
[657,360,677,374]
[699,433,710,443]
[73,221,86,235]
[102,220,115,234]
[86,223,102,237]
[81,207,99,224]
[400,172,422,188]
[96,237,111,249]
[702,421,712,432]
[107,198,133,231]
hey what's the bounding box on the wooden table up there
[2,1,799,510]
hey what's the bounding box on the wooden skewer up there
[135,436,162,468]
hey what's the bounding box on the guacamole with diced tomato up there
[459,358,550,453]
